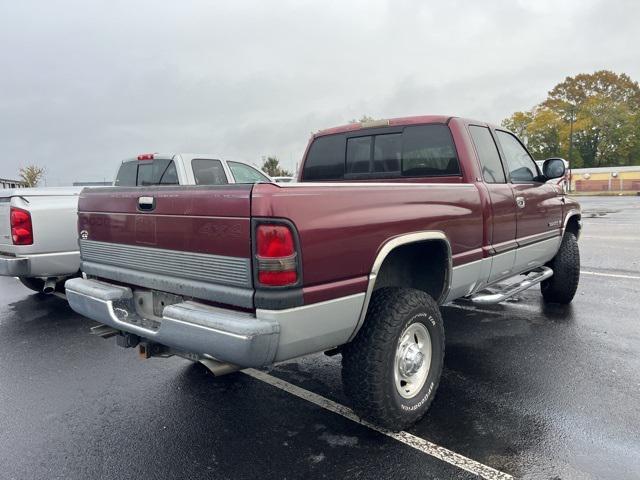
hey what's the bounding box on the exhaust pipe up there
[199,358,240,377]
[42,278,57,295]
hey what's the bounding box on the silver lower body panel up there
[445,236,562,303]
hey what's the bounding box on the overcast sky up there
[1,0,639,184]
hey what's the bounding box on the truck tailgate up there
[77,185,254,307]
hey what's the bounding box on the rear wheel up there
[341,288,444,431]
[541,232,580,304]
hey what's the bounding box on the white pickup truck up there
[0,154,271,294]
[0,187,83,293]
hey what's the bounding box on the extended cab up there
[66,116,582,430]
[0,154,270,294]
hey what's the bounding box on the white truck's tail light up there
[10,207,33,245]
[255,224,298,286]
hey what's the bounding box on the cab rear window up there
[302,134,345,180]
[302,124,460,180]
[115,159,179,186]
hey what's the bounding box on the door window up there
[495,131,540,183]
[228,161,270,183]
[469,126,506,183]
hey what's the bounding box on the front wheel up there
[341,288,445,431]
[541,232,580,304]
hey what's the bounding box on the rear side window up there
[303,124,460,180]
[469,126,506,183]
[228,161,270,183]
[114,159,179,186]
[192,159,228,185]
[401,125,459,176]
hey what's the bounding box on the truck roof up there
[121,153,218,162]
[314,115,454,138]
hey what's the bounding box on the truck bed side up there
[252,182,483,305]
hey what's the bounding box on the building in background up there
[571,166,640,193]
[1,178,28,189]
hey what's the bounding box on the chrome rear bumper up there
[0,254,30,276]
[65,278,279,367]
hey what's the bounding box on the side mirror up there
[542,158,566,180]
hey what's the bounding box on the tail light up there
[10,207,33,245]
[255,223,299,286]
[137,153,154,160]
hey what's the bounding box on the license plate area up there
[152,291,184,317]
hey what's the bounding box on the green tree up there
[19,165,45,187]
[261,156,292,177]
[502,70,640,167]
[502,108,571,163]
[544,70,640,118]
[501,111,532,144]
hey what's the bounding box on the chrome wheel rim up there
[394,322,432,399]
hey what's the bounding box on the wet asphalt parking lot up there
[0,195,638,480]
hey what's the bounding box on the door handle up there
[516,196,526,209]
[138,196,155,211]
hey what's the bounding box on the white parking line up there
[581,270,640,280]
[582,222,638,226]
[243,368,513,480]
[582,235,639,241]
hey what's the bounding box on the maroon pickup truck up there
[66,115,581,429]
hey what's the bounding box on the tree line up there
[502,70,640,168]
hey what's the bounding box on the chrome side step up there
[470,267,553,305]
